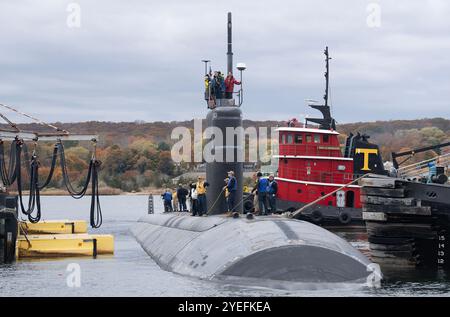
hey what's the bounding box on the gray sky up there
[0,0,449,124]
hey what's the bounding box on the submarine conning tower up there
[206,12,244,215]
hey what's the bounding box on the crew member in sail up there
[224,71,241,99]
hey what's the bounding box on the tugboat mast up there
[305,46,336,130]
[324,46,331,108]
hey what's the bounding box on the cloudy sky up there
[0,0,449,124]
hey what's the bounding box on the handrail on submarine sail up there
[287,174,369,219]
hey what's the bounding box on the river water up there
[1,195,450,296]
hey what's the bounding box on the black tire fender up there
[310,210,323,223]
[338,211,352,224]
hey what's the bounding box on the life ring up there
[338,211,352,224]
[310,210,323,223]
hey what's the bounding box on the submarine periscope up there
[131,12,380,288]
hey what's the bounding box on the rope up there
[18,222,32,248]
[206,187,225,215]
[288,174,369,219]
[0,103,68,134]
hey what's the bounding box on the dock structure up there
[0,103,111,263]
[17,220,114,259]
[360,175,450,269]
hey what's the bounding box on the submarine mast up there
[205,12,244,215]
[227,12,233,75]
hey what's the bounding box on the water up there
[1,195,450,296]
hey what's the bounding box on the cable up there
[206,187,225,215]
[0,103,68,133]
[15,140,41,223]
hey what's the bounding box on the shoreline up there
[8,187,165,196]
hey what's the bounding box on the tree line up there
[1,117,448,193]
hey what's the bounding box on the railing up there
[205,90,241,108]
[397,152,450,179]
[277,166,362,185]
[278,144,343,157]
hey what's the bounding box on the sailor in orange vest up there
[194,176,209,216]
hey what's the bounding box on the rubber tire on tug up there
[310,210,323,224]
[338,211,352,225]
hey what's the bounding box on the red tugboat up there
[274,47,387,226]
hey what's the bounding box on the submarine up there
[131,12,379,288]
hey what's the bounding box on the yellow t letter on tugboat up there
[355,148,378,171]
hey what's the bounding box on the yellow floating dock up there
[17,220,114,259]
[19,220,88,235]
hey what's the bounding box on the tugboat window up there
[306,135,312,143]
[295,134,303,144]
[314,134,320,143]
[323,135,329,143]
[287,134,293,144]
[281,134,286,144]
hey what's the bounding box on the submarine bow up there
[131,213,373,285]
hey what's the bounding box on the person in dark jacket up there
[224,72,241,99]
[177,184,189,212]
[251,172,270,215]
[215,71,225,99]
[267,174,278,213]
[161,189,173,212]
[225,171,237,212]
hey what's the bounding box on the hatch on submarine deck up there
[131,213,374,286]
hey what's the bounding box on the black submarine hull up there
[131,213,376,287]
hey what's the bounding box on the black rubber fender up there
[310,210,323,223]
[338,211,352,225]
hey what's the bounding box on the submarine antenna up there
[201,59,211,75]
[227,12,233,74]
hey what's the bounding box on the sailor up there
[204,74,211,100]
[225,171,237,212]
[251,172,260,215]
[161,189,173,213]
[195,176,209,216]
[189,183,198,215]
[177,184,189,212]
[215,71,225,99]
[223,178,230,211]
[287,118,298,127]
[267,174,278,213]
[252,172,270,215]
[224,71,241,99]
[172,190,179,212]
